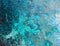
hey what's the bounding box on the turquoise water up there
[0,0,60,46]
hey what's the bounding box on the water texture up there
[0,0,60,46]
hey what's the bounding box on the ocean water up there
[0,0,60,46]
